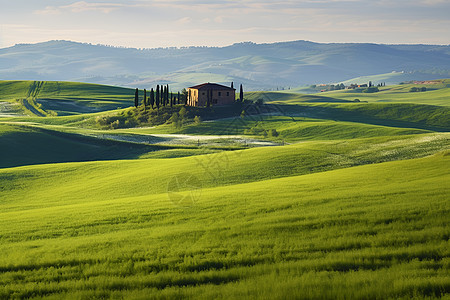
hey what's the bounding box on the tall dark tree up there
[134,88,139,107]
[167,85,170,106]
[150,88,155,108]
[162,85,166,106]
[143,89,147,107]
[164,85,169,106]
[231,82,234,89]
[177,91,181,105]
[156,85,160,109]
[239,84,244,102]
[182,88,188,105]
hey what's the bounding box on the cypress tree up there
[143,89,147,107]
[167,85,170,106]
[165,85,168,106]
[150,88,155,109]
[162,86,166,106]
[156,85,160,109]
[231,82,234,89]
[166,85,170,105]
[167,86,170,104]
[239,84,244,102]
[134,88,139,107]
[177,91,181,104]
[182,88,188,105]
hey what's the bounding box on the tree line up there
[134,85,186,109]
[134,82,245,108]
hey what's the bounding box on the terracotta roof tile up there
[188,83,235,90]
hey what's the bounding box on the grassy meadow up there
[0,150,448,299]
[247,79,450,107]
[0,81,135,116]
[0,79,449,299]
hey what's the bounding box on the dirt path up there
[21,99,45,117]
[96,132,279,146]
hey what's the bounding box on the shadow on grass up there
[0,125,170,168]
[275,103,450,132]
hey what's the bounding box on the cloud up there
[63,1,124,13]
[34,6,62,15]
[419,0,449,5]
[176,17,192,25]
[34,1,125,15]
[6,0,449,48]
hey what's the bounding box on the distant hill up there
[0,80,134,116]
[1,40,449,91]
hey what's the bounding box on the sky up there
[1,0,449,49]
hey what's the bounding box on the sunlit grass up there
[0,151,448,298]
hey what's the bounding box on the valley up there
[0,79,449,299]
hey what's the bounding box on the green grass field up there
[0,149,448,298]
[0,80,135,116]
[0,123,170,168]
[0,79,449,298]
[247,79,450,107]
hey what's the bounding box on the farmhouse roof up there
[188,83,235,90]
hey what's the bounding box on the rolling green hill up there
[247,79,450,107]
[1,132,448,208]
[0,148,448,298]
[0,80,135,116]
[1,79,449,298]
[0,123,165,168]
[134,115,431,140]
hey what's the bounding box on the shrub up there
[179,107,187,118]
[194,116,202,124]
[410,86,427,92]
[363,87,379,93]
[95,116,109,127]
[110,119,120,129]
[268,129,279,137]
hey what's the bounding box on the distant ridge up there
[1,40,449,91]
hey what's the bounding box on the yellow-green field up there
[0,80,449,299]
[0,149,448,298]
[247,79,450,107]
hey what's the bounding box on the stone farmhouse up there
[187,83,235,107]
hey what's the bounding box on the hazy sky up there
[1,0,449,49]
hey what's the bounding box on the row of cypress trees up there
[134,82,245,108]
[134,85,184,109]
[231,82,245,102]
